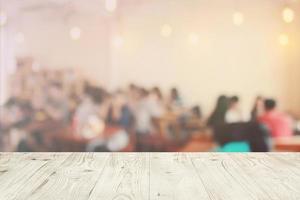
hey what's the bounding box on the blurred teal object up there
[217,141,250,152]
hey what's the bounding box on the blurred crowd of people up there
[207,95,299,151]
[0,59,202,151]
[0,59,299,152]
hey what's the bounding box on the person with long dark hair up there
[251,96,264,121]
[207,95,228,128]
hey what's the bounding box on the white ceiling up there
[1,0,297,28]
[1,0,152,26]
[2,0,104,17]
[1,0,147,15]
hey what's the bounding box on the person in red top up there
[259,99,293,138]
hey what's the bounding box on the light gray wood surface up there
[0,153,299,200]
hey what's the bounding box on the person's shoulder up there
[280,112,292,121]
[258,113,268,121]
[274,111,288,118]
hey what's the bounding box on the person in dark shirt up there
[207,95,228,128]
[106,91,134,129]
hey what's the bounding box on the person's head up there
[191,106,202,119]
[264,99,276,111]
[208,95,228,126]
[151,87,163,100]
[138,87,149,99]
[255,95,263,103]
[127,83,140,99]
[113,90,126,107]
[171,88,179,100]
[129,83,138,91]
[229,96,239,109]
[253,95,264,108]
[86,86,106,105]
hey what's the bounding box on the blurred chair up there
[213,122,270,152]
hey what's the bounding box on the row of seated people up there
[207,95,298,151]
[0,62,299,152]
[0,62,203,152]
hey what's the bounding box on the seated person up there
[181,105,203,130]
[17,130,48,152]
[106,91,134,130]
[251,96,264,121]
[225,96,243,123]
[45,82,70,123]
[1,85,33,130]
[259,99,293,138]
[207,95,228,128]
[135,88,165,135]
[73,86,106,138]
[134,88,165,151]
[167,87,183,113]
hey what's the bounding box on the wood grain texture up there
[0,153,299,200]
[149,153,210,200]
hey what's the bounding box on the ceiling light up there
[105,0,117,12]
[233,12,244,26]
[188,32,199,45]
[112,35,123,48]
[161,24,173,37]
[70,27,81,40]
[282,7,295,23]
[278,34,289,46]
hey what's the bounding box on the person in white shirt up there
[73,86,106,138]
[134,88,164,134]
[134,87,165,151]
[225,96,243,123]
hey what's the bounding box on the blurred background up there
[0,0,300,152]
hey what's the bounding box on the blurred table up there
[53,126,134,152]
[274,136,300,152]
[0,153,299,200]
[179,132,216,152]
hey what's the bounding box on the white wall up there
[13,11,111,86]
[113,0,300,114]
[4,0,300,115]
[0,26,17,104]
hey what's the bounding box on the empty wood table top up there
[0,153,299,200]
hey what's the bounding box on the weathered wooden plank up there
[0,153,299,200]
[190,153,275,200]
[268,153,300,168]
[0,153,70,200]
[25,153,109,200]
[149,153,210,200]
[231,153,300,200]
[0,153,27,173]
[88,153,150,200]
[0,153,56,198]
